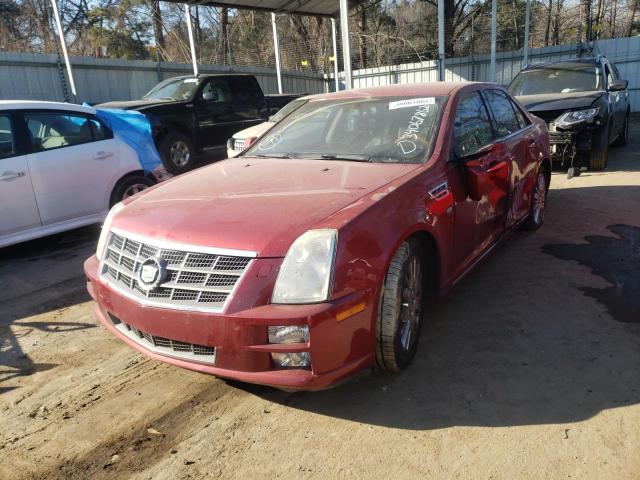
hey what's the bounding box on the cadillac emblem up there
[137,257,168,291]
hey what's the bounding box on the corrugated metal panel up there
[0,52,326,103]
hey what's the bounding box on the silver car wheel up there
[170,141,191,167]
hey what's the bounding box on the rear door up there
[22,110,118,224]
[483,89,532,227]
[0,111,41,237]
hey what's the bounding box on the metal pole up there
[331,18,339,92]
[50,0,76,98]
[490,0,497,83]
[339,0,352,89]
[523,0,530,67]
[184,4,198,76]
[271,13,283,94]
[437,0,445,81]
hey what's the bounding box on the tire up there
[110,175,154,207]
[376,239,427,372]
[159,132,195,175]
[523,167,548,230]
[612,112,629,147]
[588,125,609,171]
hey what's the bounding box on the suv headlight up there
[96,203,124,260]
[555,108,599,129]
[271,229,338,304]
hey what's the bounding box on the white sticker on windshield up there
[389,97,435,110]
[183,78,199,83]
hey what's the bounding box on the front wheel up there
[523,168,548,230]
[588,126,609,171]
[159,132,195,175]
[110,175,154,207]
[376,239,426,372]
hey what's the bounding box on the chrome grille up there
[100,231,254,312]
[233,139,245,151]
[109,314,216,364]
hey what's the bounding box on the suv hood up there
[516,91,603,113]
[95,99,177,110]
[111,157,419,257]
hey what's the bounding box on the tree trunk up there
[358,4,367,68]
[150,0,165,60]
[219,7,228,64]
[544,0,553,46]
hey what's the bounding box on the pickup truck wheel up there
[160,133,194,174]
[612,112,629,147]
[523,168,548,230]
[376,239,425,372]
[110,175,154,207]
[588,126,609,171]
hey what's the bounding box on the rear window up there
[509,65,603,95]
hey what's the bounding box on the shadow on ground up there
[241,184,640,430]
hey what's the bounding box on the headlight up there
[555,108,599,129]
[96,203,124,260]
[271,229,337,304]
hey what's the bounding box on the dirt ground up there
[1,122,639,480]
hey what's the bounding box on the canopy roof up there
[162,0,342,17]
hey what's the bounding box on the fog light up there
[271,352,311,368]
[268,325,309,344]
[268,326,310,369]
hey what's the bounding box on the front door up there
[449,90,510,273]
[195,77,245,154]
[0,112,41,237]
[22,110,118,224]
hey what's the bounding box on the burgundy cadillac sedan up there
[84,83,550,390]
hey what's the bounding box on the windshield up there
[243,96,446,164]
[143,77,200,101]
[269,98,307,123]
[509,65,603,95]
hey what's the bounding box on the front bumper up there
[548,123,598,167]
[84,255,374,390]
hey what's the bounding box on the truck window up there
[230,77,261,101]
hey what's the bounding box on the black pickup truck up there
[98,74,303,174]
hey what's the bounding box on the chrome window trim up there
[100,228,257,314]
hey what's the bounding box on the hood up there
[112,158,419,257]
[95,99,176,110]
[516,91,603,113]
[232,122,274,140]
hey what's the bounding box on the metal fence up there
[336,36,640,112]
[0,52,327,104]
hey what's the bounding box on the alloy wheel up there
[399,254,423,351]
[122,183,149,199]
[532,173,547,225]
[170,141,191,167]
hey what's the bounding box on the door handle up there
[0,170,25,181]
[93,151,114,160]
[528,138,537,148]
[485,160,508,174]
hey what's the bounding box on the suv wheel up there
[588,125,609,171]
[160,132,195,175]
[376,239,426,372]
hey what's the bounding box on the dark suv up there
[509,56,629,177]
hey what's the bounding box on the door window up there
[24,112,111,152]
[484,90,522,138]
[453,92,495,158]
[0,114,16,159]
[201,78,232,103]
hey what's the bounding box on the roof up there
[307,82,478,101]
[524,57,602,70]
[0,100,95,113]
[162,0,343,17]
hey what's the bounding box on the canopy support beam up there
[331,18,339,91]
[50,0,77,99]
[271,13,283,94]
[437,0,445,81]
[339,0,352,89]
[490,0,497,83]
[523,0,531,67]
[184,4,199,76]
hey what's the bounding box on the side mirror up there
[608,80,628,92]
[202,90,218,102]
